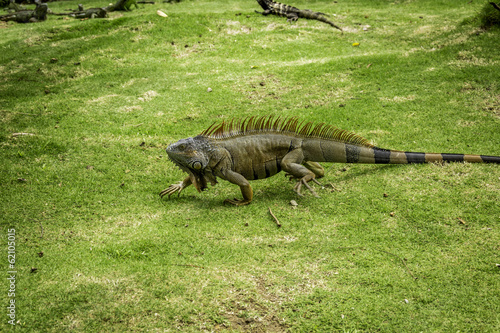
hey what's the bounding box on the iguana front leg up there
[159,176,191,198]
[255,9,272,16]
[286,13,299,22]
[281,150,321,197]
[221,169,253,206]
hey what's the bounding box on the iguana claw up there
[223,198,252,206]
[159,181,185,198]
[293,177,321,198]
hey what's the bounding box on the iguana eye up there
[178,144,186,150]
[192,161,202,170]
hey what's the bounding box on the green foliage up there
[1,0,499,332]
[478,1,500,28]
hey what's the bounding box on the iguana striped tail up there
[297,10,342,32]
[338,146,500,164]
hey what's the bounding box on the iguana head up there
[166,136,211,192]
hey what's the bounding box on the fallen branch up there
[268,207,282,227]
[490,2,500,12]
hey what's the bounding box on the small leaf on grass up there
[352,42,360,47]
[157,10,168,18]
[12,133,35,137]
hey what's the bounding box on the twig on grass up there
[324,182,340,192]
[12,133,35,137]
[174,264,205,269]
[268,207,281,227]
[39,221,44,239]
[1,110,39,116]
[377,249,417,280]
[334,246,417,280]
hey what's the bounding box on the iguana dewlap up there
[160,116,500,206]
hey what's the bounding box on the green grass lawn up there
[1,0,499,331]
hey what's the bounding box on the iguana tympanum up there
[255,0,342,32]
[160,116,500,206]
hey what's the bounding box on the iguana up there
[160,116,500,206]
[105,0,138,12]
[0,0,47,23]
[5,0,26,13]
[255,0,342,32]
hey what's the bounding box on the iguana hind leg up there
[303,161,324,178]
[293,174,321,197]
[281,150,321,197]
[285,161,324,179]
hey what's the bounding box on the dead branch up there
[268,207,282,227]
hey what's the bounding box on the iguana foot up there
[223,198,252,206]
[159,181,185,198]
[293,177,322,198]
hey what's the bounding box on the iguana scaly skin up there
[255,0,342,32]
[1,0,47,23]
[160,116,500,206]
